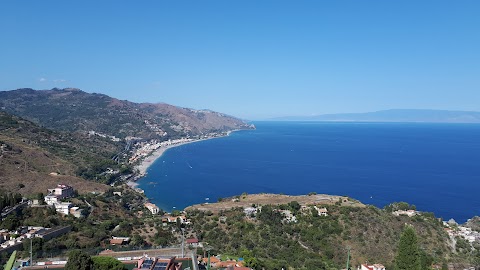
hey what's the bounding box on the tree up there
[288,201,301,212]
[22,238,44,258]
[92,256,126,270]
[65,250,93,270]
[394,226,421,270]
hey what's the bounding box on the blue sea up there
[138,122,480,222]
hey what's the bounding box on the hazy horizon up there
[1,1,479,119]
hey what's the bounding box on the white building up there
[392,210,417,217]
[144,203,160,214]
[314,206,329,216]
[44,195,59,206]
[55,202,72,215]
[244,207,257,216]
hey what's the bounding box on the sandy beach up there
[127,133,237,189]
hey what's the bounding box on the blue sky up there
[1,1,479,119]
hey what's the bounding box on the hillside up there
[0,88,253,139]
[0,111,118,194]
[186,194,475,269]
[274,109,480,123]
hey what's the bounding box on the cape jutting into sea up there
[138,121,480,223]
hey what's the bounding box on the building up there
[244,207,257,216]
[69,207,84,218]
[144,203,160,214]
[55,202,72,215]
[36,226,72,241]
[44,195,59,206]
[110,237,130,245]
[164,215,189,224]
[314,206,329,216]
[393,209,417,217]
[47,184,74,199]
[186,238,199,247]
[361,263,386,270]
[137,257,184,270]
[279,210,297,223]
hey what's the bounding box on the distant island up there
[273,109,480,123]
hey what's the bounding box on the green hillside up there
[187,198,477,269]
[0,88,253,140]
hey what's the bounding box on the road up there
[1,201,28,218]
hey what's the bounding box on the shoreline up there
[127,131,239,190]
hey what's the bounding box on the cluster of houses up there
[143,120,168,137]
[0,226,71,253]
[143,202,192,226]
[201,256,250,270]
[38,184,84,218]
[87,130,121,142]
[444,221,480,244]
[392,209,418,217]
[243,204,329,223]
[129,138,194,163]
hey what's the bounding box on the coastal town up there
[1,128,480,269]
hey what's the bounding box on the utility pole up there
[207,250,211,270]
[30,238,33,266]
[181,228,185,258]
[346,247,351,270]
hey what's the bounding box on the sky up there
[1,1,479,119]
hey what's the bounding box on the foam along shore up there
[128,132,238,188]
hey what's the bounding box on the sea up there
[138,121,480,223]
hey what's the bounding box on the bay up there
[138,121,480,222]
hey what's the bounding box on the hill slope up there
[0,88,253,139]
[187,194,466,269]
[0,111,118,194]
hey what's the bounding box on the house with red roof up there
[361,263,386,270]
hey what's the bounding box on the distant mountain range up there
[0,88,253,139]
[272,109,480,123]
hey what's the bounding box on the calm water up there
[138,122,480,222]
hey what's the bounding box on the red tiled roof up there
[202,257,220,264]
[110,239,125,245]
[362,264,374,270]
[186,238,198,244]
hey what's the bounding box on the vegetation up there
[64,250,93,270]
[188,201,457,269]
[0,88,252,140]
[92,256,127,270]
[384,201,417,212]
[0,190,22,211]
[394,226,421,270]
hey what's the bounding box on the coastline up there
[127,131,240,190]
